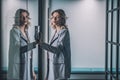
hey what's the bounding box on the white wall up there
[50,0,106,69]
[1,0,38,69]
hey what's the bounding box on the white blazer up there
[40,28,71,79]
[7,26,36,79]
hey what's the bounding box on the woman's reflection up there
[7,9,37,80]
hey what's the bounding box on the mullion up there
[106,0,113,80]
[105,0,111,80]
[105,0,109,79]
[117,4,120,80]
[110,0,113,80]
[116,0,120,80]
[0,0,2,79]
[116,1,119,79]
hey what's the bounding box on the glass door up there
[0,0,43,80]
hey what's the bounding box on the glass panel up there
[108,0,112,10]
[2,0,27,79]
[28,1,39,79]
[1,0,38,80]
[107,73,111,80]
[112,45,116,77]
[113,0,118,9]
[108,13,111,41]
[108,43,111,71]
[113,11,117,42]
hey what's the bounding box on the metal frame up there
[38,0,43,80]
[0,1,2,80]
[105,0,120,80]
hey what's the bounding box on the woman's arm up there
[40,30,69,54]
[20,42,37,53]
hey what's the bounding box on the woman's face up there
[50,12,60,29]
[20,12,29,26]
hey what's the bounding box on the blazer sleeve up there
[20,42,36,53]
[11,27,36,53]
[40,29,70,54]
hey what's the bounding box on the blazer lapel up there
[50,36,58,45]
[20,31,28,43]
[15,26,28,43]
[50,29,63,45]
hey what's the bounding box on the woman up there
[7,9,37,80]
[39,9,71,80]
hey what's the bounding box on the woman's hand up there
[33,71,37,80]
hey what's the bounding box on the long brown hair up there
[13,9,30,29]
[51,9,67,29]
